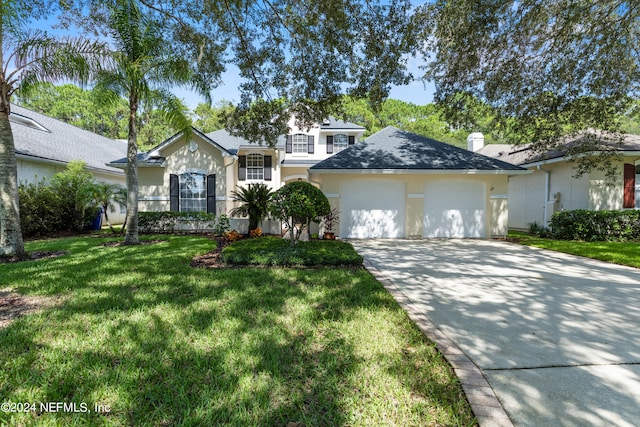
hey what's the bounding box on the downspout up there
[538,165,550,227]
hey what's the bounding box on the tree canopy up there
[423,0,640,175]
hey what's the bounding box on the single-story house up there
[474,130,640,229]
[112,118,530,238]
[11,104,128,223]
[309,126,529,238]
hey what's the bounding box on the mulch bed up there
[191,236,230,269]
[101,239,166,247]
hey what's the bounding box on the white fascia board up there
[310,168,531,176]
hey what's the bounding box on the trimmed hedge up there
[222,236,363,267]
[549,209,640,241]
[138,211,230,235]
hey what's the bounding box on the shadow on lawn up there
[0,235,467,425]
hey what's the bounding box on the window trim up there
[179,172,207,213]
[292,134,308,154]
[246,153,264,180]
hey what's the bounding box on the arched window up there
[247,153,264,180]
[179,172,206,212]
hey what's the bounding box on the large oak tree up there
[423,0,640,176]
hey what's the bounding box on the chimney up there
[467,132,484,152]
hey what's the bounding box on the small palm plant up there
[230,183,273,233]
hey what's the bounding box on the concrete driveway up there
[351,239,640,427]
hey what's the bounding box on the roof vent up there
[322,118,331,125]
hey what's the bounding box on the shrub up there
[249,228,263,238]
[18,178,62,237]
[528,221,551,238]
[137,211,230,235]
[221,236,363,267]
[49,160,99,231]
[549,209,640,241]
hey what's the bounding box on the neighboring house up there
[309,126,528,239]
[11,104,128,223]
[474,130,640,229]
[108,116,366,231]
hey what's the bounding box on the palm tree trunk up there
[0,101,26,257]
[123,94,139,245]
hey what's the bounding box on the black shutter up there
[308,135,314,154]
[348,135,355,145]
[326,136,334,154]
[238,155,247,181]
[286,135,292,153]
[207,174,216,213]
[170,174,179,212]
[264,156,272,181]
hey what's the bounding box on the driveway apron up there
[351,239,640,427]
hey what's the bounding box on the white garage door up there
[341,179,405,238]
[424,180,486,238]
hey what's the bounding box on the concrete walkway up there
[351,239,640,427]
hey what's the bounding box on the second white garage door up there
[424,180,486,238]
[340,179,405,238]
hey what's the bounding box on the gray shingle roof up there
[11,104,126,175]
[319,117,366,130]
[310,126,526,172]
[205,129,286,154]
[477,130,640,167]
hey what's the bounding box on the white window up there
[293,134,307,153]
[247,153,264,180]
[179,172,206,212]
[334,134,349,153]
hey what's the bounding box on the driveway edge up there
[363,260,514,427]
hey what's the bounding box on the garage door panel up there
[341,180,405,239]
[424,180,486,238]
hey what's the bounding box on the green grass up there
[0,235,475,426]
[222,236,364,267]
[510,230,640,268]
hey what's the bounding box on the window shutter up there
[348,135,355,145]
[207,174,216,213]
[238,155,247,181]
[170,174,179,212]
[308,135,315,154]
[286,135,292,153]
[624,163,635,208]
[326,136,334,154]
[264,156,272,181]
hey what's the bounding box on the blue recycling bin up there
[91,207,103,230]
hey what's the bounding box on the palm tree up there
[0,2,108,257]
[230,183,274,232]
[92,182,126,233]
[96,0,211,245]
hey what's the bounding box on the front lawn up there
[510,230,640,268]
[0,235,475,426]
